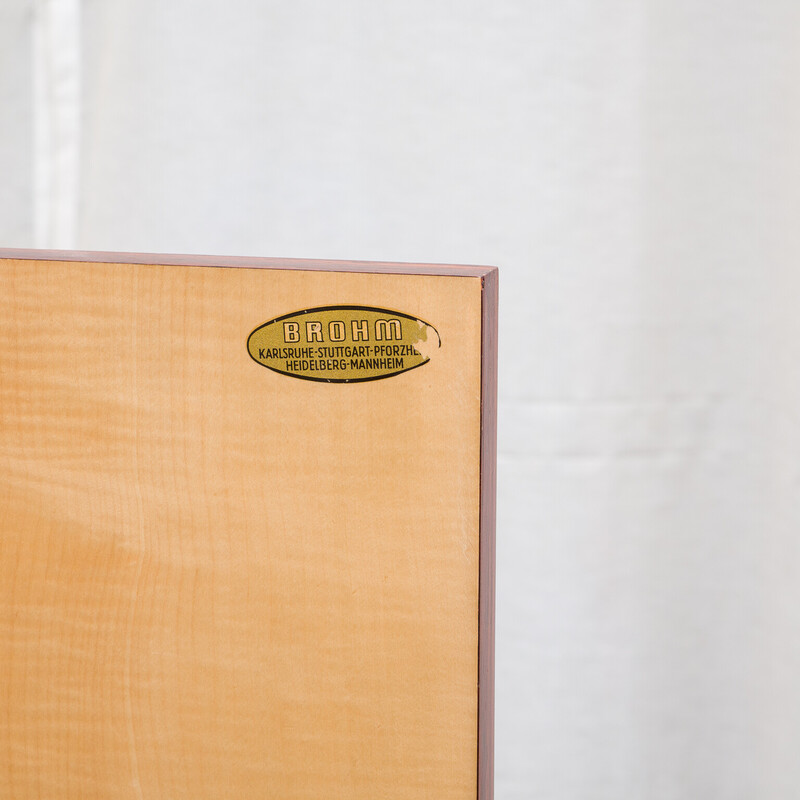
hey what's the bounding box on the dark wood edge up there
[0,247,496,278]
[478,268,498,800]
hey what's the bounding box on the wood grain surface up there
[0,252,496,799]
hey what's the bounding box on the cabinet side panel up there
[0,259,484,799]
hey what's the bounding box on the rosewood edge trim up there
[0,248,497,279]
[478,268,498,800]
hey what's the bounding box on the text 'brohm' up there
[247,305,441,383]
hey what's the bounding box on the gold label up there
[247,305,440,383]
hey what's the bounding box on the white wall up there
[3,1,800,797]
[0,0,33,244]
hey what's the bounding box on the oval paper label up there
[247,305,441,383]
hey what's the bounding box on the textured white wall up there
[3,2,800,797]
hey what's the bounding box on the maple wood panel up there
[0,252,496,800]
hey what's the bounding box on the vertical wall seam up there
[33,0,80,249]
